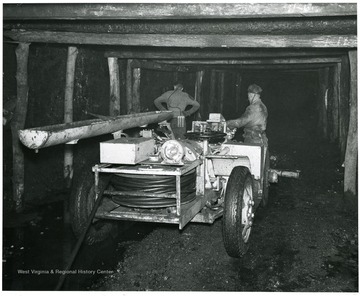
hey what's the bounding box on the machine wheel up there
[261,150,270,207]
[70,171,117,245]
[222,166,254,258]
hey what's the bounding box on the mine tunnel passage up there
[140,64,324,145]
[223,69,319,135]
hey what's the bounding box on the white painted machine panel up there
[100,137,155,164]
[220,142,263,179]
[211,157,251,177]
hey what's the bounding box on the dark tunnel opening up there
[225,70,319,132]
[138,66,321,144]
[241,70,319,144]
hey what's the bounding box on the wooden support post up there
[209,70,216,112]
[235,73,242,114]
[194,70,204,120]
[332,63,341,142]
[63,47,77,257]
[339,55,350,160]
[126,59,133,114]
[218,72,225,114]
[317,67,329,139]
[108,57,121,116]
[132,67,141,113]
[344,50,357,200]
[11,42,30,213]
[64,46,78,189]
[327,66,337,143]
[317,68,324,137]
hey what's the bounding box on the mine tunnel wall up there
[3,43,351,206]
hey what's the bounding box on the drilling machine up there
[71,113,300,258]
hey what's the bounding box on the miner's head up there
[174,83,184,91]
[247,84,262,103]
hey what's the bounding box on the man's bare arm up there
[154,94,168,111]
[184,99,200,116]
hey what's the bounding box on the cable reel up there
[111,169,197,208]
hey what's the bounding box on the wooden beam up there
[64,46,78,189]
[4,3,356,20]
[332,63,341,142]
[4,30,357,48]
[108,57,121,116]
[105,49,347,60]
[64,47,77,124]
[11,42,30,213]
[327,66,337,143]
[339,55,350,160]
[131,59,190,72]
[155,57,343,65]
[344,50,357,199]
[317,67,330,139]
[197,63,341,71]
[261,69,320,73]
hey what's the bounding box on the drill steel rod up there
[19,111,173,149]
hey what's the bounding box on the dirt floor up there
[91,120,358,292]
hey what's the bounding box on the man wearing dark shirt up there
[227,84,268,145]
[227,83,269,206]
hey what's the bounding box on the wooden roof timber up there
[131,60,340,73]
[154,57,342,65]
[130,60,190,72]
[105,49,346,60]
[4,30,357,48]
[3,3,356,20]
[212,68,321,74]
[129,58,341,72]
[198,64,339,72]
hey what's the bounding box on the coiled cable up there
[110,169,196,208]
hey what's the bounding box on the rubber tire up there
[70,171,117,245]
[261,150,270,207]
[222,166,253,258]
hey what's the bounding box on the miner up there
[154,83,200,139]
[226,83,268,146]
[227,83,270,205]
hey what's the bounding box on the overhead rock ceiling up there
[3,3,356,36]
